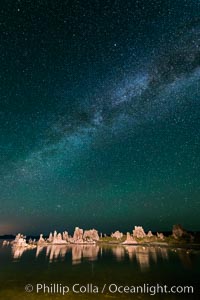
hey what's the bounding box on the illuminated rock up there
[38,234,45,244]
[62,231,69,241]
[157,232,164,240]
[122,232,137,244]
[133,226,146,238]
[111,231,123,240]
[71,227,84,244]
[147,231,153,237]
[12,233,28,247]
[83,229,99,241]
[2,240,9,246]
[52,231,67,244]
[47,232,53,243]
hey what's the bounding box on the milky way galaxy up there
[0,0,200,234]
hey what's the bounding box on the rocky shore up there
[2,224,198,250]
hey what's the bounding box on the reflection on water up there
[10,243,194,271]
[111,245,170,270]
[175,248,193,269]
[36,245,45,258]
[37,244,100,264]
[12,245,28,260]
[111,246,125,261]
[125,246,168,271]
[46,245,69,262]
[71,245,99,264]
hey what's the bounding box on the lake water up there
[0,241,199,299]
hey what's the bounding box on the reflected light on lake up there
[10,244,195,272]
[12,245,28,260]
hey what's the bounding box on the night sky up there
[0,0,200,235]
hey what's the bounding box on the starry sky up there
[0,0,200,235]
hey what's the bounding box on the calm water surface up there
[0,241,199,300]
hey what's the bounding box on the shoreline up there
[2,239,200,250]
[2,225,200,249]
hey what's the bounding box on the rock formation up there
[172,224,186,239]
[157,232,164,240]
[147,231,153,237]
[122,232,137,245]
[72,227,84,243]
[2,240,9,246]
[83,229,99,241]
[172,224,193,241]
[12,233,28,247]
[111,231,123,240]
[52,230,67,244]
[47,232,53,243]
[38,234,45,244]
[28,238,33,244]
[133,226,146,238]
[62,231,69,241]
[69,227,99,244]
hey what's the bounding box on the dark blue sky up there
[0,0,200,235]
